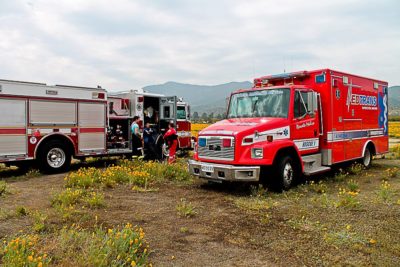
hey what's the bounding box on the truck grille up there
[198,136,235,161]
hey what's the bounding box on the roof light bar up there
[254,71,309,87]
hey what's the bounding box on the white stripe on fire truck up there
[28,128,72,134]
[177,131,191,137]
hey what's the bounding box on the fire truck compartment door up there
[78,103,106,152]
[29,100,77,126]
[160,96,177,121]
[0,99,27,156]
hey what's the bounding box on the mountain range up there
[143,82,400,116]
[143,81,252,115]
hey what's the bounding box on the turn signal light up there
[267,135,273,142]
[222,138,232,147]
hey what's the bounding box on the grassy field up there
[191,123,210,137]
[0,157,400,266]
[389,121,400,138]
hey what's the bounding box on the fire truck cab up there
[189,69,389,190]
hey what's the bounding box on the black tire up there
[360,147,373,168]
[37,140,71,174]
[272,156,297,192]
[154,134,167,161]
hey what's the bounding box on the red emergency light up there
[222,138,232,147]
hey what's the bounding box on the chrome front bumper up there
[188,159,260,182]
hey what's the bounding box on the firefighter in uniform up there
[163,121,178,164]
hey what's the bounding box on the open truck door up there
[159,96,177,131]
[157,96,177,159]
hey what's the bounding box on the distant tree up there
[216,114,223,120]
[208,112,214,120]
[193,111,199,121]
[201,112,208,121]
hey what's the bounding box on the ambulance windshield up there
[227,88,290,118]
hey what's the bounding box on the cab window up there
[294,91,307,118]
[294,90,317,118]
[177,106,186,120]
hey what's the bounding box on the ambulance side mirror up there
[307,92,318,116]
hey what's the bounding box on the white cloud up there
[0,0,399,90]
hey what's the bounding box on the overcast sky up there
[0,0,399,91]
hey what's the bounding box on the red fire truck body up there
[0,79,191,173]
[189,69,389,190]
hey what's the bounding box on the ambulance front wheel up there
[273,155,298,191]
[37,140,71,174]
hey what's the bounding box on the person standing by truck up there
[131,116,142,156]
[143,122,156,159]
[164,121,178,163]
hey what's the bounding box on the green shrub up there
[346,179,359,193]
[16,206,28,216]
[176,198,197,218]
[0,181,7,196]
[57,223,149,266]
[309,180,328,194]
[377,180,393,203]
[32,211,48,233]
[1,234,50,266]
[335,188,360,209]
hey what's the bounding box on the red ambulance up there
[189,69,389,190]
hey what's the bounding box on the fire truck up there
[189,69,389,190]
[0,79,192,173]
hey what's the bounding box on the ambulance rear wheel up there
[273,156,297,191]
[38,140,71,174]
[361,147,372,168]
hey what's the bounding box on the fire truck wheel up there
[38,140,71,174]
[275,156,297,191]
[361,147,372,168]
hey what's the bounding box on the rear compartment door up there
[160,96,177,124]
[330,76,345,162]
[78,102,106,152]
[0,98,27,157]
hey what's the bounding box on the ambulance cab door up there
[159,96,177,132]
[291,89,320,155]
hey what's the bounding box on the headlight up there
[251,148,263,159]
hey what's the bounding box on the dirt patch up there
[1,159,400,266]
